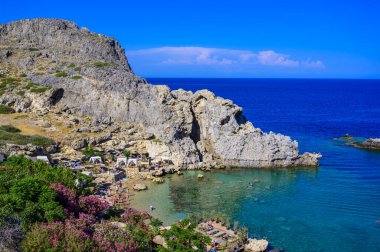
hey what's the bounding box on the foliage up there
[55,71,68,77]
[16,90,25,97]
[0,125,21,133]
[159,218,211,252]
[28,48,39,52]
[67,63,76,68]
[152,138,161,143]
[22,206,154,252]
[30,86,50,93]
[93,61,112,67]
[0,126,53,147]
[23,82,39,90]
[19,73,27,77]
[74,66,82,72]
[0,156,92,229]
[124,149,131,158]
[72,75,82,80]
[0,104,15,114]
[83,145,103,157]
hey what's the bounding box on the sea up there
[131,78,380,252]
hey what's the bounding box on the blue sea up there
[134,78,380,251]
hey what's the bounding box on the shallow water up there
[131,78,380,251]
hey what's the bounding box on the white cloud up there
[127,46,325,69]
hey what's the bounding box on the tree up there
[159,218,211,252]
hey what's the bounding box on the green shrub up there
[74,67,81,72]
[24,82,39,90]
[0,156,90,230]
[0,126,53,147]
[152,138,161,143]
[28,48,39,52]
[0,105,15,114]
[30,87,50,93]
[67,63,76,68]
[55,72,68,78]
[0,125,21,133]
[92,61,111,68]
[71,75,82,80]
[19,73,27,77]
[29,135,53,147]
[16,90,25,97]
[83,145,103,157]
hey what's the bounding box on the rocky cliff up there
[0,18,320,168]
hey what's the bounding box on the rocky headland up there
[0,18,321,168]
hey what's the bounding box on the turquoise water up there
[132,78,380,251]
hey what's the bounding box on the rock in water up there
[245,238,269,252]
[0,18,321,168]
[350,138,380,150]
[133,184,147,191]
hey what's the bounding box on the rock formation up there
[0,18,320,168]
[348,138,380,150]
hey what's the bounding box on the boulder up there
[71,139,88,150]
[133,184,147,191]
[152,177,164,184]
[244,238,269,252]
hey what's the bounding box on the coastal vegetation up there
[55,71,68,78]
[0,156,213,251]
[93,61,112,68]
[0,105,15,114]
[0,125,53,147]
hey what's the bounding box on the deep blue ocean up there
[140,78,380,251]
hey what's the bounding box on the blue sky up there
[2,0,380,78]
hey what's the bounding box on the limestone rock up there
[133,183,147,191]
[244,238,269,252]
[71,139,88,150]
[152,177,164,183]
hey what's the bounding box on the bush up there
[16,90,25,97]
[67,63,76,68]
[0,126,53,147]
[159,218,211,252]
[24,82,38,90]
[71,75,82,80]
[28,48,39,52]
[83,146,103,158]
[0,105,14,114]
[29,135,53,147]
[55,72,68,78]
[0,157,93,230]
[93,62,112,68]
[19,73,27,77]
[0,125,21,133]
[74,67,82,72]
[30,87,50,93]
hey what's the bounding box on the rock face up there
[0,18,320,168]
